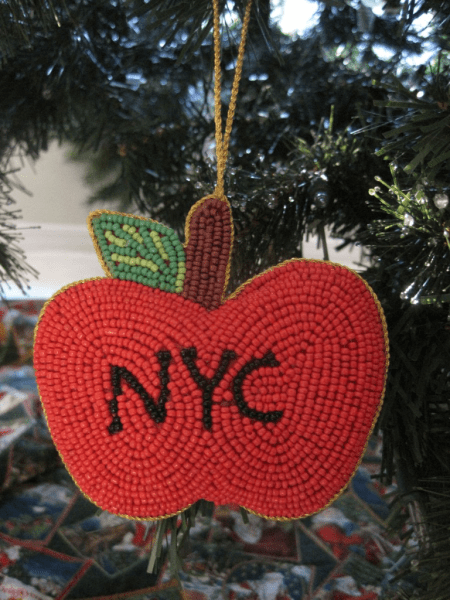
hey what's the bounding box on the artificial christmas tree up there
[1,0,450,597]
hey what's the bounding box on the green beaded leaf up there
[89,211,186,293]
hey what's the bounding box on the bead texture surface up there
[34,258,388,520]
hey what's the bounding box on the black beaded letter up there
[181,347,236,430]
[232,351,283,424]
[107,350,172,434]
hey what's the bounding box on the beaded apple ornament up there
[33,0,389,523]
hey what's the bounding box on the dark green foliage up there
[415,481,450,600]
[375,297,450,486]
[225,116,391,288]
[375,62,450,181]
[0,0,399,266]
[364,167,450,305]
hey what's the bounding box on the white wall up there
[6,142,361,299]
[7,142,105,299]
[16,143,96,226]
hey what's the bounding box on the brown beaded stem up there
[181,0,251,310]
[182,196,233,310]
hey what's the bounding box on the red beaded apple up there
[34,196,388,520]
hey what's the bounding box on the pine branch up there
[1,0,271,62]
[0,163,38,298]
[375,63,450,183]
[0,0,70,59]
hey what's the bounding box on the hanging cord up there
[213,0,253,198]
